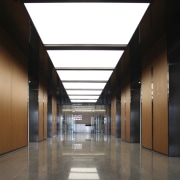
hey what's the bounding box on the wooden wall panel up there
[111,95,116,137]
[141,34,168,155]
[125,85,130,142]
[38,83,44,141]
[141,67,152,149]
[0,26,28,154]
[52,96,57,136]
[0,41,12,154]
[121,91,126,141]
[43,88,48,139]
[11,59,28,149]
[153,37,168,155]
[0,0,29,55]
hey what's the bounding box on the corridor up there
[0,133,180,180]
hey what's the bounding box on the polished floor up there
[0,133,180,180]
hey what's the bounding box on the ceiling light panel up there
[57,70,112,81]
[66,90,102,95]
[25,3,149,45]
[63,82,106,89]
[47,50,123,68]
[69,96,99,100]
[71,100,97,103]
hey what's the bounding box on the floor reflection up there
[0,133,180,180]
[68,168,99,180]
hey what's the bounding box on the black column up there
[167,0,180,157]
[116,100,121,138]
[28,22,39,142]
[130,85,140,143]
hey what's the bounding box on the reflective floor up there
[1,133,180,180]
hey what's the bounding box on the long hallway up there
[0,133,180,180]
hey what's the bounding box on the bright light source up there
[71,168,97,173]
[71,100,97,103]
[47,50,123,68]
[57,70,112,81]
[67,90,102,95]
[69,168,99,179]
[69,96,99,99]
[25,3,149,44]
[63,82,106,89]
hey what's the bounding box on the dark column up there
[167,0,180,157]
[130,85,140,143]
[28,22,39,142]
[116,100,121,138]
[47,61,53,138]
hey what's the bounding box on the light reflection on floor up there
[0,133,180,180]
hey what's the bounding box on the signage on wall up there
[73,115,82,121]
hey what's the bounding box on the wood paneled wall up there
[121,90,126,141]
[153,38,168,155]
[121,85,131,142]
[125,84,130,142]
[141,34,168,155]
[52,96,57,136]
[141,66,153,149]
[111,95,116,137]
[38,80,48,141]
[111,71,117,137]
[52,69,58,136]
[120,49,131,142]
[0,26,28,155]
[38,42,48,141]
[39,82,44,141]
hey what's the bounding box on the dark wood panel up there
[0,0,29,55]
[121,91,126,141]
[47,93,52,138]
[139,7,151,52]
[111,95,116,137]
[43,87,48,139]
[141,66,152,149]
[0,40,12,154]
[0,26,28,154]
[125,85,130,142]
[11,56,28,149]
[38,83,44,141]
[52,96,57,136]
[116,100,121,138]
[153,36,168,155]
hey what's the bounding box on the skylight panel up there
[57,70,112,81]
[63,82,106,90]
[66,90,102,95]
[48,50,123,68]
[71,100,97,103]
[24,3,149,45]
[69,96,99,100]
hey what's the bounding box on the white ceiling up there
[24,2,149,103]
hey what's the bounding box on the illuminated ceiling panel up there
[66,90,102,95]
[25,3,149,44]
[63,82,106,90]
[24,2,149,104]
[47,50,123,68]
[69,96,99,100]
[57,70,112,81]
[71,100,97,103]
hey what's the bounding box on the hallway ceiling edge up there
[21,0,151,3]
